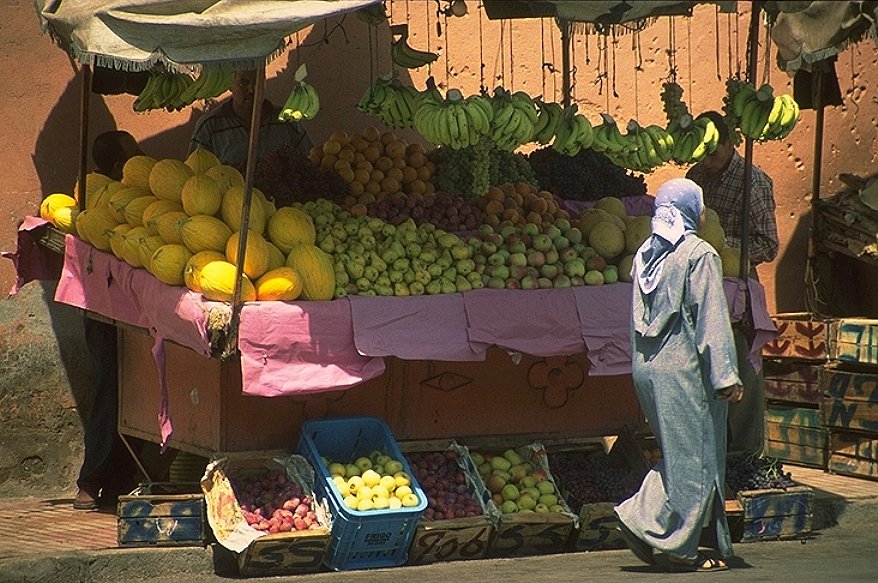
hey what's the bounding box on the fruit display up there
[406,450,485,520]
[428,136,538,199]
[231,469,323,533]
[471,448,567,514]
[301,198,482,297]
[413,85,494,150]
[527,147,648,202]
[357,75,421,129]
[254,146,349,207]
[324,451,421,512]
[308,128,436,208]
[133,68,234,112]
[668,114,720,165]
[278,64,320,121]
[473,182,569,229]
[389,24,439,69]
[660,80,690,127]
[548,449,643,506]
[729,81,800,141]
[365,190,486,232]
[726,455,796,493]
[486,87,538,152]
[549,104,595,157]
[39,192,79,233]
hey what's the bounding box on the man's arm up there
[747,175,779,264]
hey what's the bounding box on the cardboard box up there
[201,451,330,577]
[820,365,878,433]
[828,430,878,480]
[763,359,823,405]
[832,318,878,365]
[117,482,205,547]
[401,441,499,565]
[765,406,828,469]
[762,313,831,361]
[465,443,577,559]
[736,486,814,542]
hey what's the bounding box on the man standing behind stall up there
[687,110,780,458]
[188,68,313,170]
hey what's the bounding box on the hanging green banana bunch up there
[279,64,320,122]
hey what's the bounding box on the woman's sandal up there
[667,553,729,572]
[614,516,656,565]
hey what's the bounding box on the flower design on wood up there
[527,356,584,408]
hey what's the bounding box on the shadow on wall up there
[774,206,812,314]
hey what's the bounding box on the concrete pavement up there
[1,466,876,582]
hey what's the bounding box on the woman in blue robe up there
[614,178,743,572]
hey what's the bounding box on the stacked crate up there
[761,313,832,468]
[823,319,878,480]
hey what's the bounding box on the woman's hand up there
[716,384,744,402]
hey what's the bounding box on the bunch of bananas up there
[721,77,747,145]
[488,88,538,151]
[550,105,595,157]
[661,81,690,127]
[669,114,720,164]
[390,27,439,69]
[357,77,420,128]
[607,122,676,173]
[732,82,800,141]
[533,101,565,145]
[355,4,387,26]
[591,114,637,158]
[133,69,233,113]
[279,81,319,121]
[413,87,493,150]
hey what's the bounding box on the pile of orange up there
[473,183,571,228]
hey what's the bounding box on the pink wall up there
[3,2,877,314]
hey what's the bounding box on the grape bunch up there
[548,450,643,506]
[254,146,348,207]
[661,81,689,126]
[526,146,647,202]
[365,190,485,232]
[429,138,538,199]
[726,455,796,493]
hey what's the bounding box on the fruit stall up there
[18,0,852,574]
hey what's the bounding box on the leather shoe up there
[73,487,98,510]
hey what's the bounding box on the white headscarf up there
[634,178,704,294]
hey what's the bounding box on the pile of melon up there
[56,148,336,302]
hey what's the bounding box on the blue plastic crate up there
[297,416,427,571]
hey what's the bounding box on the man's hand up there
[717,384,744,402]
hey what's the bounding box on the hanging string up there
[499,19,506,87]
[735,11,741,77]
[479,1,486,92]
[604,34,610,108]
[687,16,693,111]
[508,19,514,89]
[570,23,576,101]
[715,6,721,80]
[444,8,450,88]
[668,16,677,81]
[295,32,301,70]
[426,1,433,78]
[611,28,618,98]
[633,32,640,119]
[540,18,547,99]
[727,12,733,79]
[550,18,557,101]
[762,18,772,86]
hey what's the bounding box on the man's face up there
[699,140,733,177]
[231,70,258,118]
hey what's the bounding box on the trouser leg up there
[727,327,765,457]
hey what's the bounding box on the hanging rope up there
[426,1,433,78]
[603,34,610,108]
[540,18,547,99]
[668,16,677,81]
[479,1,486,92]
[500,19,506,87]
[570,24,576,101]
[444,8,450,88]
[727,12,733,78]
[551,18,557,101]
[611,28,618,98]
[687,16,693,111]
[735,11,741,77]
[508,19,514,89]
[633,31,640,119]
[762,18,772,86]
[715,6,721,80]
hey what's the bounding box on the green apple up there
[517,494,537,511]
[536,480,555,495]
[500,500,519,514]
[345,463,361,478]
[534,503,550,513]
[549,504,566,513]
[538,493,558,507]
[509,464,528,483]
[520,487,540,499]
[384,459,404,475]
[355,456,373,472]
[328,462,347,477]
[501,484,520,502]
[519,475,538,489]
[490,456,512,472]
[471,452,485,466]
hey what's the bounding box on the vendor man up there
[189,68,313,170]
[687,110,780,458]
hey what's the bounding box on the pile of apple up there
[231,469,322,533]
[472,183,571,229]
[472,448,566,514]
[406,450,484,520]
[548,450,643,506]
[324,451,420,512]
[365,190,486,232]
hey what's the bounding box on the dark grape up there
[726,454,797,493]
[429,139,539,199]
[526,146,647,202]
[548,450,643,506]
[254,146,348,207]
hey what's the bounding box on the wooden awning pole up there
[78,65,92,209]
[560,18,571,107]
[738,2,762,280]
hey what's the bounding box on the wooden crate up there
[763,360,822,405]
[828,430,878,480]
[832,319,878,366]
[765,406,827,469]
[736,486,814,542]
[237,530,330,577]
[820,365,878,433]
[117,483,206,547]
[762,313,831,361]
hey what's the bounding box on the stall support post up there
[77,64,92,210]
[226,66,266,359]
[560,18,572,107]
[738,1,763,282]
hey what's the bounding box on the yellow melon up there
[183,250,226,293]
[255,267,304,301]
[137,235,166,270]
[155,210,189,244]
[577,208,613,238]
[179,214,233,254]
[589,221,625,259]
[142,200,185,235]
[149,159,193,202]
[199,260,257,302]
[181,174,222,217]
[119,226,150,267]
[121,156,157,190]
[184,147,220,174]
[225,229,271,280]
[698,220,726,254]
[123,195,159,227]
[148,244,193,286]
[51,206,79,233]
[40,193,77,221]
[204,164,245,191]
[221,186,267,234]
[75,206,119,251]
[285,243,336,300]
[74,172,114,206]
[109,224,133,260]
[85,180,125,211]
[265,241,286,271]
[267,206,316,253]
[108,187,150,222]
[624,215,652,254]
[720,246,749,278]
[594,196,627,219]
